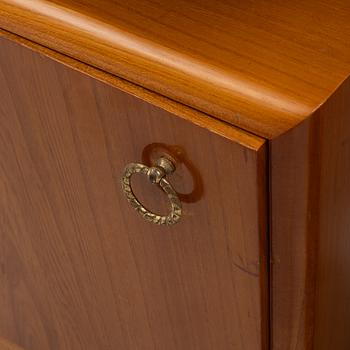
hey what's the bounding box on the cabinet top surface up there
[1,0,350,138]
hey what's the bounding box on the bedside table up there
[0,1,349,349]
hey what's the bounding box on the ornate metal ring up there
[121,158,182,225]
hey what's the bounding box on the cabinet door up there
[0,36,268,350]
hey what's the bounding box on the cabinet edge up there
[0,29,265,152]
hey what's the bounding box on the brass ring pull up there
[121,157,182,225]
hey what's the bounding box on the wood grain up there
[1,0,350,138]
[0,36,268,350]
[270,75,350,349]
[0,338,25,350]
[0,28,263,152]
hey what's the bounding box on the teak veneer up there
[1,1,350,350]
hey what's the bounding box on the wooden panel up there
[313,77,350,349]
[270,119,316,349]
[1,0,350,138]
[270,76,350,349]
[0,37,268,350]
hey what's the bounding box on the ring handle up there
[121,157,182,225]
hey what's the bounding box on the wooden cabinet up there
[0,1,350,349]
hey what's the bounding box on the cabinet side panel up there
[271,77,350,349]
[270,119,317,350]
[314,77,350,349]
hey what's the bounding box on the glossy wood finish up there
[0,29,262,151]
[1,0,350,138]
[270,76,350,349]
[0,37,268,350]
